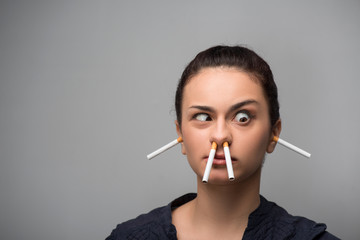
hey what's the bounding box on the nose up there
[209,118,232,147]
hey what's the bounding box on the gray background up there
[0,1,359,239]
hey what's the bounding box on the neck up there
[193,168,261,229]
[171,168,262,239]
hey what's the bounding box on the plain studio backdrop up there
[0,1,359,239]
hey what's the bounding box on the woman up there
[106,46,339,239]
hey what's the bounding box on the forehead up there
[183,67,267,107]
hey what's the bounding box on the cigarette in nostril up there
[202,142,217,183]
[223,142,235,181]
[273,136,311,158]
[147,137,183,160]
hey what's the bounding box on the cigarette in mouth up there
[223,142,235,181]
[147,137,183,160]
[202,142,217,183]
[273,136,311,158]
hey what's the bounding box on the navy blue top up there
[106,193,339,240]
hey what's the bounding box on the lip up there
[203,154,237,166]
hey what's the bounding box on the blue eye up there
[195,113,211,121]
[234,111,250,123]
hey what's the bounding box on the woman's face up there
[176,67,280,185]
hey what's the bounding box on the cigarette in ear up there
[202,142,217,183]
[147,137,183,160]
[223,142,235,181]
[273,136,311,158]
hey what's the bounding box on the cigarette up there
[147,137,183,160]
[202,142,217,183]
[223,142,235,181]
[273,136,311,158]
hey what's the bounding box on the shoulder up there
[105,193,196,240]
[246,196,340,240]
[105,205,174,240]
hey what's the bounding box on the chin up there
[202,172,235,184]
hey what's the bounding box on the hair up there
[175,45,280,127]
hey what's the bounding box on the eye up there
[234,111,251,123]
[194,113,211,122]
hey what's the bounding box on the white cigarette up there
[202,142,217,183]
[223,142,235,181]
[273,136,311,158]
[147,137,183,160]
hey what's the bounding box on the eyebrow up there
[228,100,259,113]
[189,99,259,113]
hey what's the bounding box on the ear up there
[175,120,187,155]
[266,119,282,153]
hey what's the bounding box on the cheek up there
[180,136,202,176]
[236,126,270,160]
[181,127,206,155]
[180,126,210,169]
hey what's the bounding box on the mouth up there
[204,154,237,166]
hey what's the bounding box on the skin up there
[173,67,281,239]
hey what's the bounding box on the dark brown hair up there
[175,45,280,127]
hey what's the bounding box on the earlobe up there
[267,119,282,153]
[175,120,187,155]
